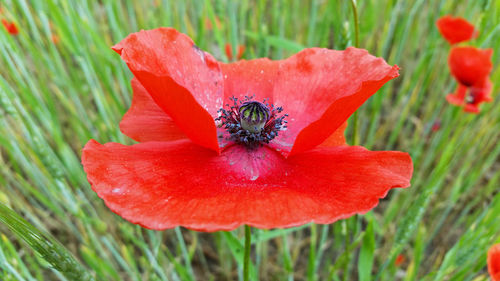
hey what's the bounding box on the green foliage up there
[0,0,499,280]
[0,203,95,281]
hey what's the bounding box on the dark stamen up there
[216,96,288,148]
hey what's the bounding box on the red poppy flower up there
[81,28,413,232]
[225,43,245,61]
[488,243,500,281]
[395,254,405,266]
[2,19,18,35]
[436,15,477,45]
[446,46,493,113]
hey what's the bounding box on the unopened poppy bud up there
[239,101,270,133]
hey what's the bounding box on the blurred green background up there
[0,0,499,280]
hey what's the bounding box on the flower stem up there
[244,225,252,281]
[350,0,360,48]
[350,0,360,145]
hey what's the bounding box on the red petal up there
[448,47,493,87]
[236,45,246,60]
[112,28,223,152]
[82,140,412,232]
[2,19,19,35]
[436,15,477,45]
[446,84,467,106]
[220,58,280,102]
[463,79,493,113]
[471,78,493,103]
[272,47,398,156]
[463,104,479,114]
[446,78,492,113]
[120,78,187,142]
[225,43,233,60]
[319,122,347,147]
[489,244,500,281]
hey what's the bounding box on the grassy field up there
[0,0,499,280]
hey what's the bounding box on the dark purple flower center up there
[216,96,287,148]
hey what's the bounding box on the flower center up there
[465,92,476,104]
[216,96,287,148]
[239,101,270,133]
